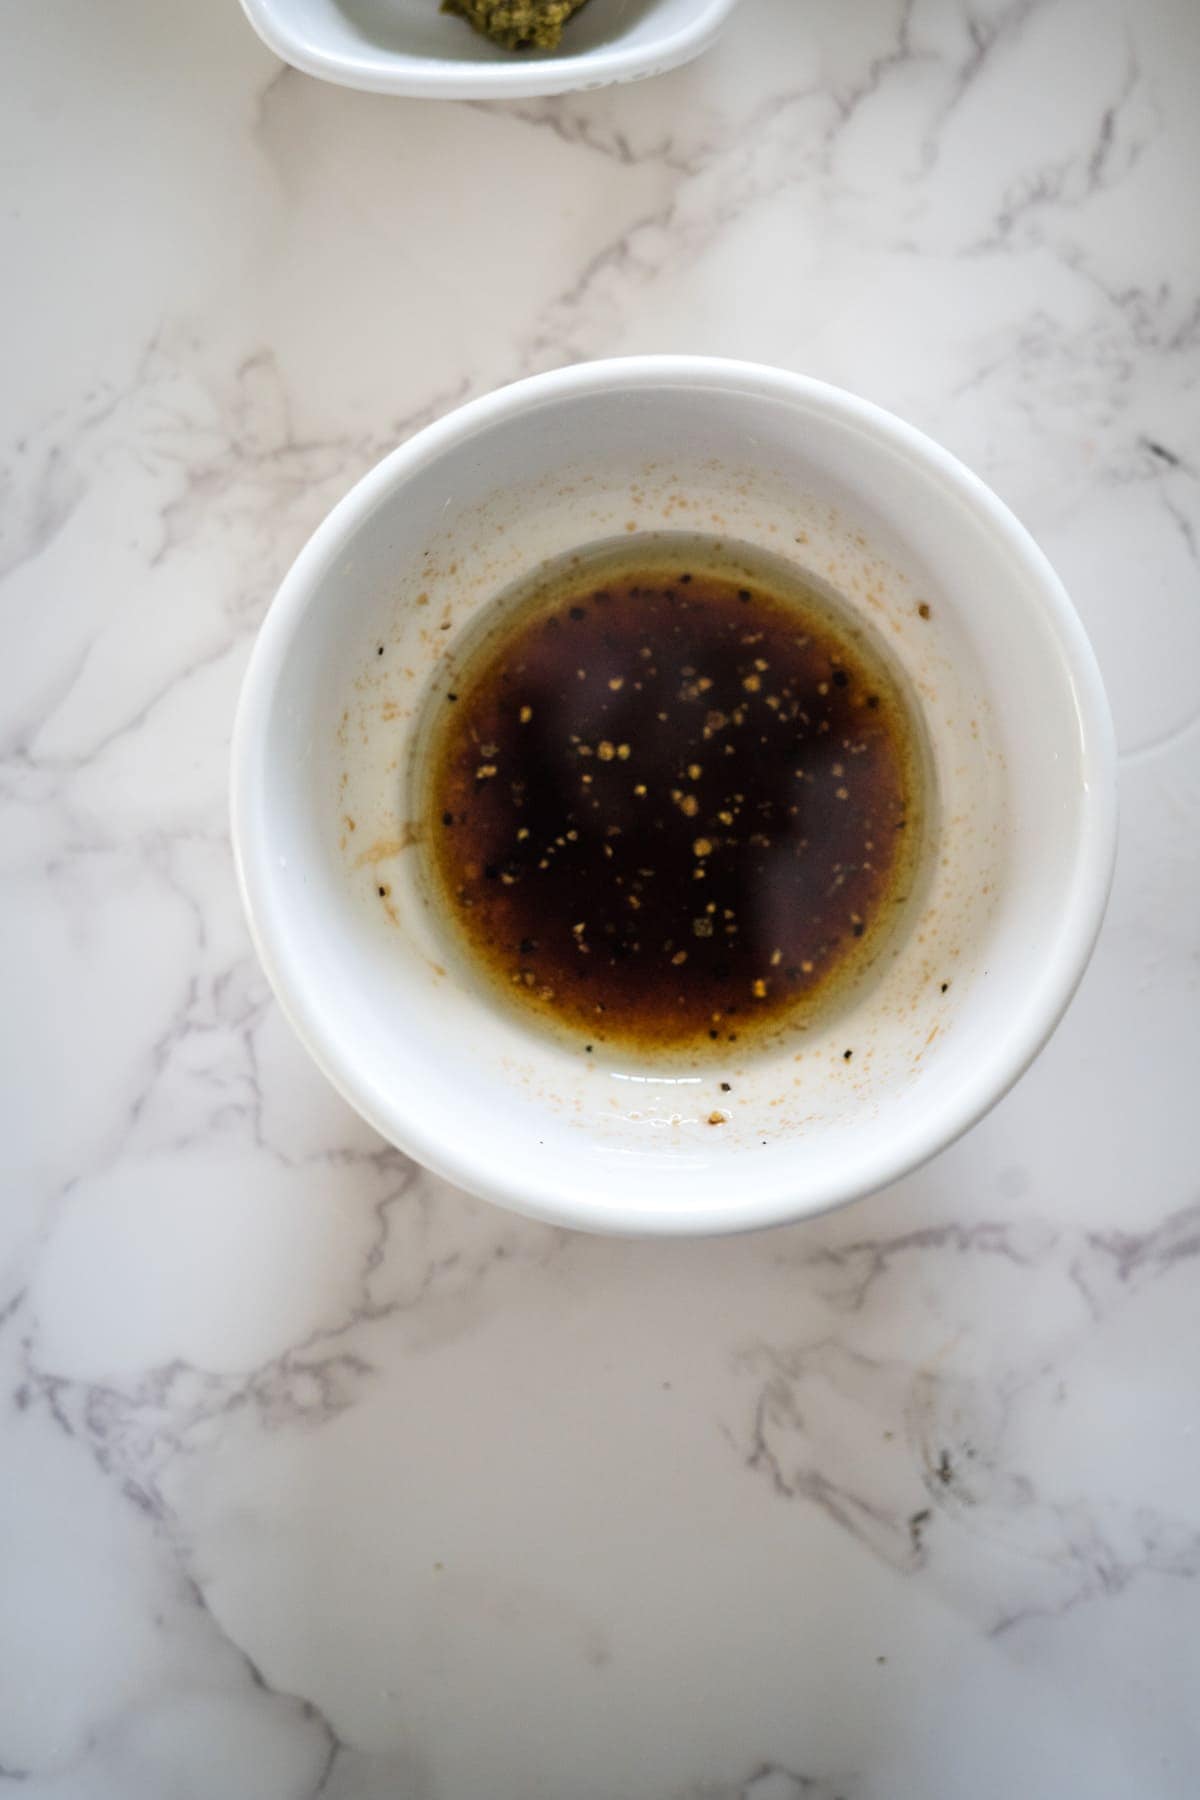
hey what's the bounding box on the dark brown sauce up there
[424,538,927,1056]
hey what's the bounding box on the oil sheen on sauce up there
[424,537,927,1057]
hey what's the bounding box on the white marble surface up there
[2,0,1199,1793]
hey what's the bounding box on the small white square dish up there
[237,0,738,98]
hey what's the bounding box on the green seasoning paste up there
[442,0,591,52]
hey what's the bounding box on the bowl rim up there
[237,0,739,99]
[231,355,1118,1236]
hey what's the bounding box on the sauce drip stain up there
[426,540,925,1055]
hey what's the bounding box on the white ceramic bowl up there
[237,0,737,99]
[232,357,1116,1236]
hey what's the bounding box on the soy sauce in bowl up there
[424,537,930,1057]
